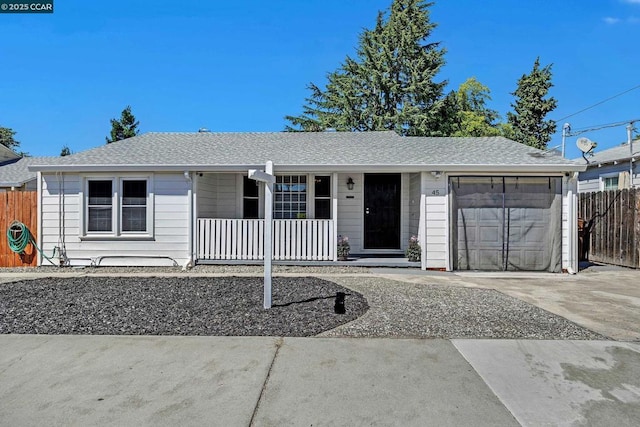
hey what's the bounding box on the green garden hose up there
[7,221,31,254]
[7,220,58,263]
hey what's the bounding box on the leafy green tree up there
[507,58,557,149]
[60,145,72,156]
[451,77,501,137]
[106,105,140,143]
[285,0,449,136]
[0,126,20,151]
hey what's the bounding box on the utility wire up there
[567,118,639,136]
[555,83,640,122]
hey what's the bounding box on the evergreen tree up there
[507,58,557,149]
[106,105,140,143]
[285,0,449,136]
[0,126,20,151]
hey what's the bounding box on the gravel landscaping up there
[319,276,608,340]
[0,269,608,339]
[0,276,368,336]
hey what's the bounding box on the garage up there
[451,176,562,272]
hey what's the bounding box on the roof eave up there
[30,163,587,173]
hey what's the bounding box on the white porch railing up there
[197,218,336,261]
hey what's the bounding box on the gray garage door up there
[451,176,562,272]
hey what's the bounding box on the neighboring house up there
[29,131,586,272]
[575,140,640,193]
[0,156,58,191]
[0,143,20,164]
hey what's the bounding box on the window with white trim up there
[121,180,147,232]
[603,176,619,191]
[274,175,307,219]
[84,176,152,237]
[243,176,259,219]
[87,180,113,232]
[314,176,331,219]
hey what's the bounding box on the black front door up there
[364,174,401,249]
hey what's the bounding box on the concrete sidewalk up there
[1,335,638,426]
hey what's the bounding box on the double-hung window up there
[87,180,114,232]
[121,180,148,232]
[84,176,152,237]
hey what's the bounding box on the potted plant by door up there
[337,235,350,261]
[406,235,421,262]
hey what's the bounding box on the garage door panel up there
[479,226,501,244]
[452,176,561,272]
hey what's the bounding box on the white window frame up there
[599,172,619,191]
[312,175,332,219]
[273,174,308,219]
[80,174,154,240]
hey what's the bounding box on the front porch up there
[193,170,439,269]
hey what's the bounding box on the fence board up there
[0,191,38,267]
[578,188,639,268]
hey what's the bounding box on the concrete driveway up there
[377,265,640,341]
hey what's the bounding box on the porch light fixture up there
[346,177,355,190]
[431,171,442,179]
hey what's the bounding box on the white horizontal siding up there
[197,173,217,217]
[337,172,363,252]
[423,173,448,269]
[578,162,640,193]
[196,173,238,218]
[562,176,579,272]
[40,172,191,267]
[577,178,599,193]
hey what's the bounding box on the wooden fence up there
[0,190,38,267]
[197,218,336,261]
[578,188,639,268]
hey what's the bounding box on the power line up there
[567,118,639,136]
[555,83,640,122]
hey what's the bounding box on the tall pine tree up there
[106,105,140,143]
[285,0,450,136]
[507,58,557,149]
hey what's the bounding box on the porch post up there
[419,172,427,271]
[332,172,338,261]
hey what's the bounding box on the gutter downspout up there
[184,171,194,270]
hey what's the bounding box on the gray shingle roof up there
[0,156,59,187]
[29,131,584,172]
[573,141,640,166]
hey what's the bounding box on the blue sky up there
[1,0,639,160]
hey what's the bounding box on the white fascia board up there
[29,163,587,174]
